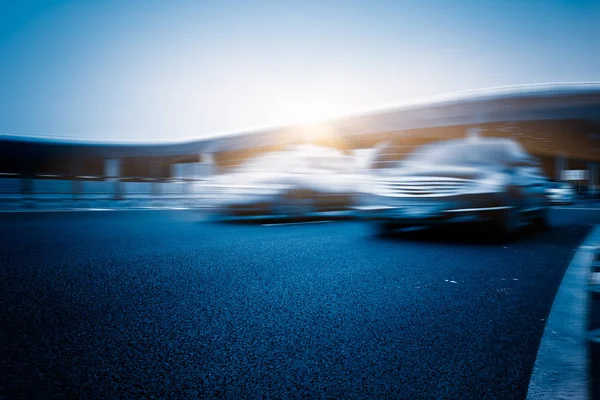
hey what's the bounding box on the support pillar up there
[589,162,598,196]
[556,153,567,181]
[104,158,122,200]
[199,153,215,178]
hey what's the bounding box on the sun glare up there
[264,89,351,125]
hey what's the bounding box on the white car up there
[357,138,550,237]
[203,145,358,218]
[546,181,575,204]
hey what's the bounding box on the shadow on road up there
[206,213,355,225]
[371,223,585,246]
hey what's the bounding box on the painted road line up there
[0,208,116,213]
[0,207,196,213]
[553,207,600,211]
[262,220,333,227]
[527,225,600,400]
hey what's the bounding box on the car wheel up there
[275,191,315,219]
[490,207,521,241]
[374,221,396,236]
[532,206,550,231]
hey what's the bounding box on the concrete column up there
[68,157,83,208]
[104,158,122,200]
[152,161,162,207]
[199,153,215,178]
[199,153,214,164]
[589,162,598,195]
[104,158,122,179]
[467,128,481,139]
[21,176,32,208]
[555,153,567,181]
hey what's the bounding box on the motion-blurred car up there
[204,144,357,218]
[357,138,550,237]
[546,181,575,204]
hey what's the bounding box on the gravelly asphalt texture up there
[0,209,596,399]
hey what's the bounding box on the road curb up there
[527,225,600,400]
[587,244,600,399]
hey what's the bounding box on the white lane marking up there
[445,206,511,213]
[0,207,196,213]
[527,225,600,400]
[553,206,600,211]
[262,220,333,227]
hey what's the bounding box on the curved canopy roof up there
[1,83,599,158]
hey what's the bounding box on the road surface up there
[1,208,598,399]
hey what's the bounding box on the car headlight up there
[356,176,378,194]
[473,173,508,192]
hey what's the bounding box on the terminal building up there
[1,83,599,208]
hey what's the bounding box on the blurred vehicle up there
[546,181,575,205]
[204,144,357,218]
[357,138,550,237]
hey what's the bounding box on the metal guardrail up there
[0,178,211,210]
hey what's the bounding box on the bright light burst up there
[262,89,352,125]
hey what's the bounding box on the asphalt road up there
[1,208,598,399]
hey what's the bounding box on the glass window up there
[404,141,518,166]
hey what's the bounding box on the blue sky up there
[1,0,598,141]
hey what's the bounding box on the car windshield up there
[549,181,571,189]
[404,141,517,166]
[305,154,351,172]
[239,150,350,173]
[239,152,303,172]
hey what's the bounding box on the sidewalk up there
[528,226,600,400]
